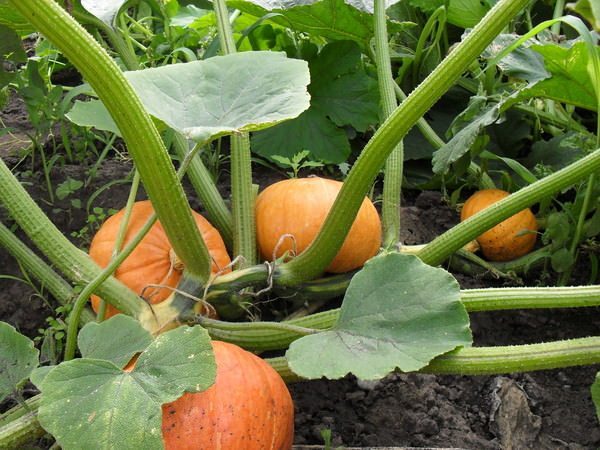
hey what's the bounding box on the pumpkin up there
[255,177,381,273]
[460,189,538,262]
[161,340,294,450]
[89,200,231,317]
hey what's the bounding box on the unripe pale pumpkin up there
[255,177,381,273]
[460,189,538,262]
[161,340,294,450]
[89,200,231,317]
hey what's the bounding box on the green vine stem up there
[213,0,256,268]
[277,0,531,285]
[0,222,95,324]
[9,0,213,281]
[202,285,600,351]
[374,0,403,248]
[0,159,148,317]
[268,335,600,382]
[170,132,234,249]
[418,146,600,266]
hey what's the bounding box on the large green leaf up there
[124,51,310,142]
[286,253,471,380]
[81,0,128,27]
[229,0,410,45]
[0,322,39,402]
[37,326,216,450]
[518,41,599,111]
[309,41,379,131]
[252,109,351,162]
[78,315,153,369]
[252,41,378,163]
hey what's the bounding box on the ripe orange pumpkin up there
[255,177,381,273]
[460,189,538,262]
[89,200,231,317]
[161,340,294,450]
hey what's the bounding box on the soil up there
[2,93,600,449]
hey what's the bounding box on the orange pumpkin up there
[89,200,231,317]
[460,189,538,262]
[161,340,294,450]
[255,177,381,273]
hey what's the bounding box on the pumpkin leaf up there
[252,109,351,163]
[78,315,153,369]
[124,51,310,143]
[229,0,411,45]
[81,0,128,27]
[252,41,378,163]
[0,322,39,402]
[37,326,216,450]
[517,41,599,111]
[286,253,471,380]
[66,100,122,135]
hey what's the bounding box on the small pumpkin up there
[89,200,231,317]
[460,189,538,262]
[255,177,381,273]
[161,340,294,450]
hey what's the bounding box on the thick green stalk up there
[374,0,403,248]
[203,285,600,350]
[277,0,531,285]
[418,147,600,266]
[0,222,95,324]
[213,0,256,267]
[9,0,213,281]
[230,133,257,267]
[0,159,148,317]
[269,335,600,382]
[171,133,233,248]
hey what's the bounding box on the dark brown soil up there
[2,94,600,449]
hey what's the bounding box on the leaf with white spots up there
[37,326,215,450]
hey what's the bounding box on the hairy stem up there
[277,0,531,284]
